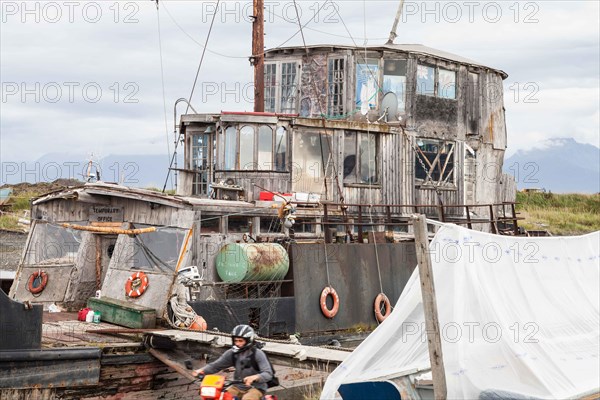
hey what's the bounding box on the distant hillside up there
[1,153,182,188]
[504,138,599,194]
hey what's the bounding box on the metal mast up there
[386,0,405,44]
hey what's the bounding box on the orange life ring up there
[320,286,340,319]
[125,271,149,298]
[374,293,391,322]
[27,270,48,294]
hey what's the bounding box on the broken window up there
[383,59,407,112]
[264,62,299,113]
[343,131,378,185]
[355,58,379,112]
[414,139,455,186]
[328,58,345,117]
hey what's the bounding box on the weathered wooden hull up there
[0,348,199,400]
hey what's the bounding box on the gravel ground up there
[0,229,27,271]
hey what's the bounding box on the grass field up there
[516,192,600,235]
[2,183,598,236]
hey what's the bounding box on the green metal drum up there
[216,243,289,282]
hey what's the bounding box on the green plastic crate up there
[87,297,156,329]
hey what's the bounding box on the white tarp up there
[321,224,600,399]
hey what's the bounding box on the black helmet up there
[231,324,255,353]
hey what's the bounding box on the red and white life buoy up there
[374,293,391,322]
[27,270,48,294]
[125,271,149,298]
[320,286,340,319]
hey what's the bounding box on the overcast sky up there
[1,0,599,167]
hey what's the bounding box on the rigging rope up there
[185,0,220,114]
[155,3,172,189]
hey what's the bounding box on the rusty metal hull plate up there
[0,348,100,388]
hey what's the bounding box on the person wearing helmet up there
[192,324,273,400]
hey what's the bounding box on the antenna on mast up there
[386,0,405,44]
[251,0,265,112]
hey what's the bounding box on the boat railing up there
[290,201,522,242]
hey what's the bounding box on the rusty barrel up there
[215,243,289,282]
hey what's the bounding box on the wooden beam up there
[148,348,197,381]
[412,214,447,400]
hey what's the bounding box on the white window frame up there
[264,60,301,114]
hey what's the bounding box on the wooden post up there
[95,235,102,290]
[489,204,498,234]
[511,203,519,235]
[252,0,264,112]
[465,205,472,230]
[412,214,447,400]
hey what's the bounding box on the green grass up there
[0,215,19,230]
[516,192,600,235]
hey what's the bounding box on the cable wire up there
[155,3,172,189]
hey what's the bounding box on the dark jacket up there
[203,346,273,393]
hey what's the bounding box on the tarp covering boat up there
[321,224,600,399]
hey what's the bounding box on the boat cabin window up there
[260,216,281,234]
[343,131,378,185]
[417,64,436,96]
[383,59,407,112]
[415,139,456,186]
[293,218,316,234]
[417,63,457,99]
[438,68,456,99]
[200,216,220,233]
[327,58,345,117]
[355,58,379,112]
[24,222,82,265]
[228,216,251,233]
[221,125,288,171]
[112,226,188,272]
[191,132,213,195]
[292,131,332,193]
[264,61,299,113]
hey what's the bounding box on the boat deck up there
[42,312,146,347]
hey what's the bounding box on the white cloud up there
[1,0,599,164]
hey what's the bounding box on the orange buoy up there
[125,271,149,298]
[320,286,340,319]
[27,270,48,294]
[374,293,391,322]
[189,315,208,331]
